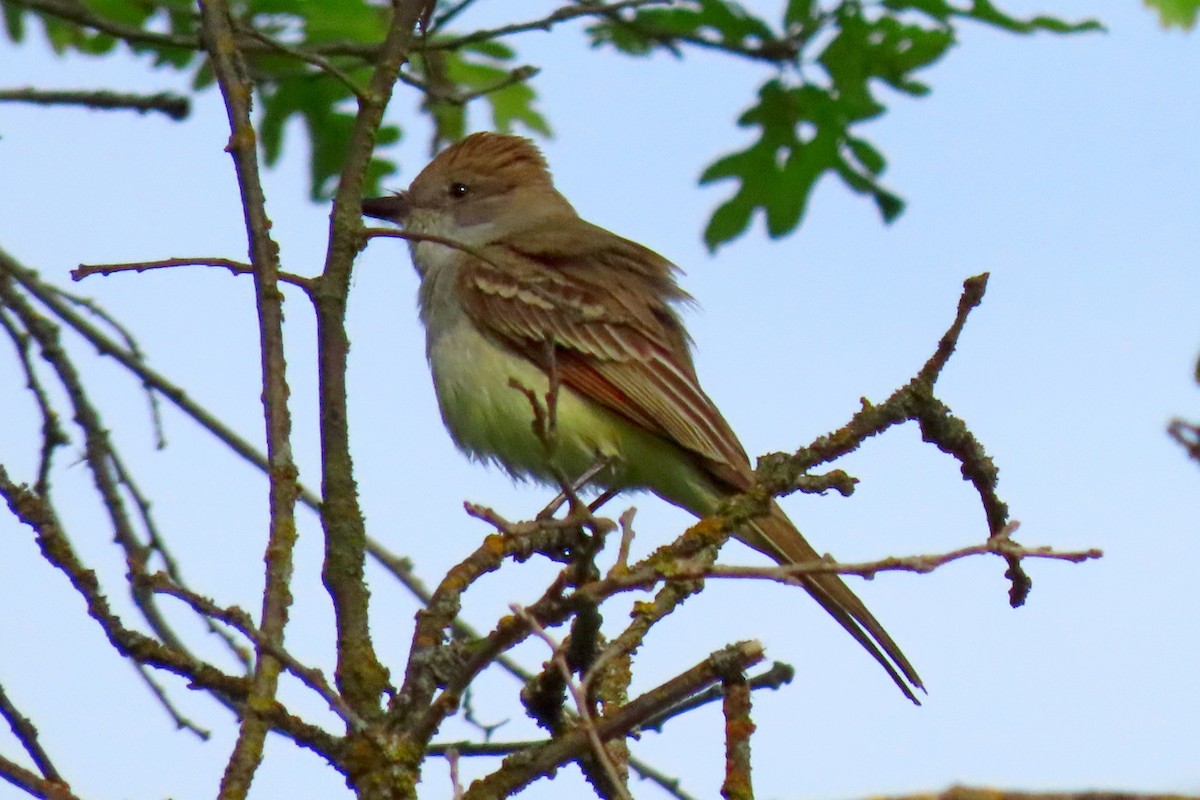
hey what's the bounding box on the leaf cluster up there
[2,0,548,199]
[3,0,1101,247]
[587,0,1100,248]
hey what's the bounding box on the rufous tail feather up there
[742,504,924,704]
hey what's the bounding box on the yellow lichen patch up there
[483,533,507,555]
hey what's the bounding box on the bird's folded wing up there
[455,224,753,492]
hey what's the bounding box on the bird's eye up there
[449,182,469,199]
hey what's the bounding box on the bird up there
[362,131,922,702]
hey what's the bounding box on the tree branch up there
[197,0,301,795]
[464,641,765,799]
[0,87,189,119]
[306,13,435,778]
[0,753,79,800]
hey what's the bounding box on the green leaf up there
[583,0,1100,249]
[427,101,467,149]
[258,73,395,200]
[3,2,26,42]
[766,139,823,236]
[144,43,195,69]
[301,0,387,43]
[783,0,816,28]
[587,1,783,58]
[695,0,776,45]
[872,187,905,222]
[704,194,756,251]
[881,0,955,21]
[846,137,885,176]
[820,9,953,105]
[487,80,551,136]
[832,148,905,223]
[416,44,549,143]
[700,80,840,248]
[963,0,1104,34]
[140,6,198,68]
[364,152,399,196]
[700,71,913,249]
[81,0,153,27]
[585,8,704,57]
[43,17,82,55]
[192,61,215,91]
[1144,0,1200,30]
[463,39,516,60]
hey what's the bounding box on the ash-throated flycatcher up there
[363,132,922,702]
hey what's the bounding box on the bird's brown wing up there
[457,220,754,492]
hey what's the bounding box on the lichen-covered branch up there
[197,0,302,794]
[720,671,753,800]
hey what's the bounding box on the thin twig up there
[235,24,365,99]
[447,747,464,800]
[753,274,1053,605]
[427,739,543,756]
[395,515,590,742]
[0,679,61,781]
[460,686,508,742]
[400,63,540,104]
[109,450,253,672]
[72,257,313,292]
[364,227,506,270]
[635,662,793,736]
[149,574,367,731]
[511,604,632,800]
[1168,417,1200,464]
[591,2,806,64]
[693,523,1101,582]
[426,0,670,51]
[0,306,67,494]
[44,281,167,449]
[626,754,700,800]
[412,507,732,749]
[460,65,540,103]
[427,731,709,800]
[364,536,534,684]
[430,0,481,32]
[2,251,302,506]
[130,661,212,740]
[612,507,637,575]
[0,268,215,684]
[0,87,189,119]
[0,469,344,763]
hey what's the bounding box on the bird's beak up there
[362,192,411,224]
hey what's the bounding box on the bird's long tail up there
[741,503,924,704]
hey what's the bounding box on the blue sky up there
[1,2,1198,799]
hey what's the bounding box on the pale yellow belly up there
[426,315,718,516]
